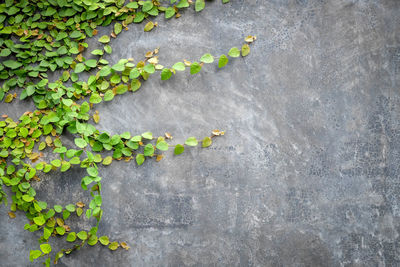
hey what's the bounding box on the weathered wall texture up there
[1,0,400,266]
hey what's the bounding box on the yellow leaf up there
[244,35,257,43]
[241,44,250,57]
[202,137,212,148]
[102,156,113,165]
[45,136,53,146]
[144,21,154,32]
[120,242,130,250]
[4,94,14,103]
[56,218,64,226]
[8,212,16,219]
[93,113,100,124]
[148,57,158,64]
[108,241,119,250]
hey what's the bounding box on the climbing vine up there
[0,0,255,265]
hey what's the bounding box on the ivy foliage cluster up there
[0,0,255,265]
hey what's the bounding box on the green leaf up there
[190,62,202,74]
[61,162,71,172]
[102,156,113,165]
[87,167,98,177]
[62,99,73,106]
[144,144,154,156]
[115,84,128,95]
[76,208,83,217]
[0,48,11,57]
[90,93,102,104]
[22,195,34,202]
[112,62,125,72]
[99,35,110,43]
[161,68,172,80]
[29,250,42,262]
[114,23,123,35]
[63,210,70,220]
[172,62,185,71]
[51,159,61,167]
[77,231,88,240]
[136,154,145,165]
[200,53,214,63]
[88,235,98,246]
[185,137,198,146]
[130,68,140,79]
[156,141,169,151]
[120,132,131,139]
[104,45,112,54]
[110,74,121,84]
[104,90,115,101]
[74,138,87,148]
[54,205,63,213]
[177,0,189,8]
[85,59,97,68]
[56,226,66,235]
[33,215,46,226]
[142,132,153,139]
[218,54,229,68]
[70,30,82,39]
[241,44,250,57]
[127,2,139,8]
[66,232,77,242]
[98,66,111,77]
[195,0,205,12]
[174,144,185,155]
[74,63,85,73]
[3,60,22,69]
[91,49,104,56]
[143,64,155,74]
[65,204,76,212]
[228,47,240,58]
[99,236,110,245]
[40,244,51,254]
[131,79,141,92]
[165,7,175,19]
[202,136,212,147]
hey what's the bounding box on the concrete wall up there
[1,0,400,266]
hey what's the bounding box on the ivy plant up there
[0,0,255,265]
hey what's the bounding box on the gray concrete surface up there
[1,0,400,266]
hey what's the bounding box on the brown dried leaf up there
[212,130,225,136]
[76,201,85,208]
[120,242,130,250]
[156,155,164,162]
[245,35,257,43]
[165,132,172,139]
